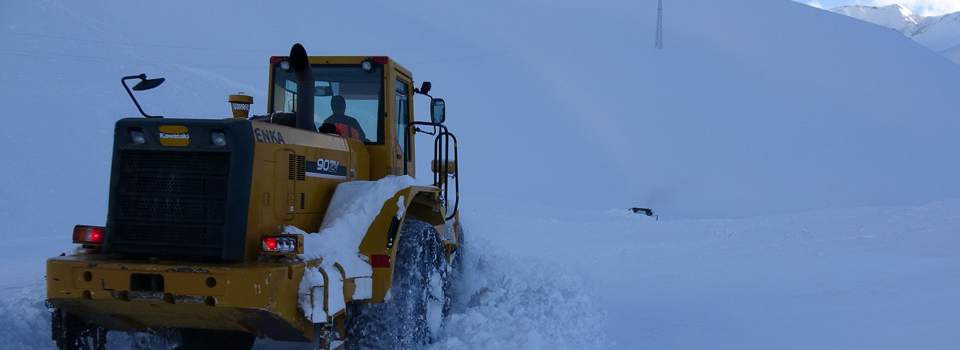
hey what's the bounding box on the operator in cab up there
[321,95,367,142]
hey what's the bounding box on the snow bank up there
[291,175,421,321]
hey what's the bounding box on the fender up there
[356,185,447,303]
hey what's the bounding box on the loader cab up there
[267,56,416,180]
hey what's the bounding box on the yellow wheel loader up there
[45,43,462,350]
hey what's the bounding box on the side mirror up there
[430,98,445,124]
[132,77,165,91]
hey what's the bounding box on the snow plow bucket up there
[46,255,317,342]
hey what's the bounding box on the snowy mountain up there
[2,0,960,349]
[831,4,922,33]
[831,4,960,64]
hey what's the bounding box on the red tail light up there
[73,225,105,244]
[261,235,302,254]
[371,254,391,268]
[263,237,278,251]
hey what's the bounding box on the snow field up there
[6,199,960,349]
[468,199,960,349]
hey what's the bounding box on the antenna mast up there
[655,0,663,49]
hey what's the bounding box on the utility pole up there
[655,0,663,49]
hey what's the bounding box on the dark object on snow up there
[631,207,658,221]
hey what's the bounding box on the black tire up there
[124,330,181,350]
[443,222,464,318]
[176,328,255,350]
[50,307,106,350]
[344,219,449,350]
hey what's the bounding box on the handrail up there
[404,121,459,220]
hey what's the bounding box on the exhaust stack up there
[289,43,315,132]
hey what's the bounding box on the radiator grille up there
[118,198,226,223]
[121,175,227,198]
[288,154,295,180]
[297,156,306,181]
[111,150,231,257]
[115,223,223,248]
[123,151,230,173]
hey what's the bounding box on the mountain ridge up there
[830,4,960,64]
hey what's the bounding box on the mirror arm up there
[415,127,436,136]
[414,89,432,98]
[122,75,162,118]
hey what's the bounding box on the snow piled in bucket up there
[428,232,612,350]
[291,175,421,321]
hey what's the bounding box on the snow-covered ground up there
[3,0,960,348]
[469,200,960,348]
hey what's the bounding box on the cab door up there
[394,78,414,176]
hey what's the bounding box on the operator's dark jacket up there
[322,113,367,141]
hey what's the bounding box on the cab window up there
[396,80,410,159]
[271,64,384,143]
